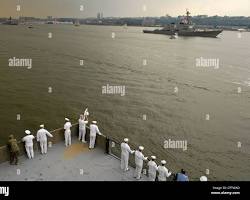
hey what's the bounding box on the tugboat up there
[143,10,223,38]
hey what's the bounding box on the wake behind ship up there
[143,10,223,38]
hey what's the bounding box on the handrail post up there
[105,137,110,154]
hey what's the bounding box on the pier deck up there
[0,138,148,181]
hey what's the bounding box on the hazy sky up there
[1,0,250,18]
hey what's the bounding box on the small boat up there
[170,33,178,39]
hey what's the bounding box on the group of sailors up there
[120,138,208,181]
[7,108,102,165]
[7,110,207,181]
[64,109,102,149]
[7,124,54,164]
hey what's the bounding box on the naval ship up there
[143,11,223,38]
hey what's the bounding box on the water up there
[0,25,250,180]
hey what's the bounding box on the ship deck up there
[0,137,147,181]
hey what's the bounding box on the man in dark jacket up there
[7,135,20,165]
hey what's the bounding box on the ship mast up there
[186,9,192,25]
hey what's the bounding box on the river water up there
[0,25,249,180]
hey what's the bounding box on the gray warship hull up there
[143,29,223,38]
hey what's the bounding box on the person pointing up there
[37,124,53,154]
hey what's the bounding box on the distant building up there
[194,15,209,19]
[142,18,155,26]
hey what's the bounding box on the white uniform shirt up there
[79,119,88,129]
[121,142,133,157]
[64,122,72,132]
[89,124,101,137]
[135,150,147,166]
[158,165,171,180]
[22,135,35,146]
[37,128,53,142]
[148,161,158,174]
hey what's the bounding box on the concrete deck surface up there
[0,138,148,181]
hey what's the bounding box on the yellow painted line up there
[64,142,90,160]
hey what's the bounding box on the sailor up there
[120,138,135,171]
[157,160,172,181]
[83,108,89,121]
[134,146,148,180]
[22,130,35,159]
[7,134,20,165]
[36,124,53,154]
[176,169,189,181]
[78,114,88,143]
[64,118,72,147]
[147,156,158,181]
[200,176,208,181]
[89,121,102,149]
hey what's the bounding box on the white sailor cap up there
[40,124,44,128]
[25,130,31,135]
[200,176,208,181]
[92,121,97,124]
[139,146,144,151]
[124,138,129,142]
[161,160,166,165]
[151,156,156,160]
[65,118,70,121]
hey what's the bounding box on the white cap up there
[25,130,31,135]
[161,160,166,165]
[92,121,97,124]
[124,138,129,142]
[200,176,208,181]
[151,156,156,160]
[139,146,144,151]
[40,124,44,128]
[65,118,69,121]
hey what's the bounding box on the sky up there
[0,0,250,18]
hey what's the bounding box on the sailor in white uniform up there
[36,124,53,154]
[157,160,172,181]
[22,130,35,159]
[78,114,88,143]
[134,146,148,180]
[64,118,72,147]
[83,108,89,121]
[120,138,135,171]
[89,121,102,149]
[147,156,158,181]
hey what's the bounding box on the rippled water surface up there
[0,25,250,180]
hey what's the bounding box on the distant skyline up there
[1,0,250,18]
